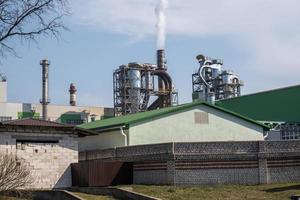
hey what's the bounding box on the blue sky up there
[1,0,300,107]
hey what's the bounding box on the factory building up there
[216,84,300,140]
[78,101,269,151]
[0,60,114,124]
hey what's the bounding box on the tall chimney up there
[40,59,50,120]
[69,83,77,106]
[157,49,167,91]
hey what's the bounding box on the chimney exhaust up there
[157,49,167,91]
[69,83,77,106]
[40,59,50,120]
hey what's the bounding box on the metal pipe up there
[157,49,167,91]
[40,59,50,120]
[120,127,128,146]
[69,83,77,106]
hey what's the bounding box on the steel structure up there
[192,54,243,103]
[113,50,178,116]
[40,59,50,120]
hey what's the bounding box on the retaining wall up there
[78,141,300,185]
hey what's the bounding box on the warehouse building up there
[78,101,269,151]
[216,84,300,140]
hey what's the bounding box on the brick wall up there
[80,141,300,185]
[0,132,78,189]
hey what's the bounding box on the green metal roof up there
[216,84,300,122]
[78,101,269,131]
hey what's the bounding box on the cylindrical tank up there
[128,69,141,88]
[207,92,215,104]
[69,83,77,106]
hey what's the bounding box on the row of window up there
[281,124,300,140]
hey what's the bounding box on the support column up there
[258,141,268,184]
[167,160,175,185]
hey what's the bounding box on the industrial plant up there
[113,49,178,116]
[0,60,113,124]
[192,54,243,103]
[0,0,300,196]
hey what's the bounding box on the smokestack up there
[157,49,167,91]
[69,83,77,106]
[0,73,7,103]
[40,59,50,120]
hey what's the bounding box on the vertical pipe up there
[157,49,166,91]
[40,59,50,120]
[69,83,77,106]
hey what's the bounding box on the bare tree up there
[0,0,68,57]
[0,153,32,193]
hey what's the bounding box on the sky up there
[1,0,300,107]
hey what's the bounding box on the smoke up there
[155,0,168,50]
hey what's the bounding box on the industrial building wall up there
[0,102,23,120]
[129,105,264,146]
[78,129,127,151]
[0,132,78,189]
[0,102,113,123]
[79,141,300,186]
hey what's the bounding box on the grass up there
[73,192,116,200]
[130,183,300,200]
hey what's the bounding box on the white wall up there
[78,129,127,151]
[129,105,264,146]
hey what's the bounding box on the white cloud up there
[70,0,300,91]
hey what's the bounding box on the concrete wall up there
[78,129,127,152]
[80,141,300,185]
[129,105,264,146]
[0,132,78,189]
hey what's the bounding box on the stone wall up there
[0,132,78,189]
[79,141,300,185]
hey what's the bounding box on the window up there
[281,123,300,140]
[0,116,12,122]
[194,112,209,124]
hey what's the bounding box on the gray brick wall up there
[134,170,168,185]
[80,140,300,185]
[175,168,259,185]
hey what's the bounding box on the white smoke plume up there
[155,0,168,50]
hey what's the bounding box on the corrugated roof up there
[78,101,269,131]
[0,118,96,137]
[216,84,300,122]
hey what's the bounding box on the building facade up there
[77,141,300,186]
[0,78,114,124]
[0,118,94,189]
[216,84,300,141]
[78,102,269,151]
